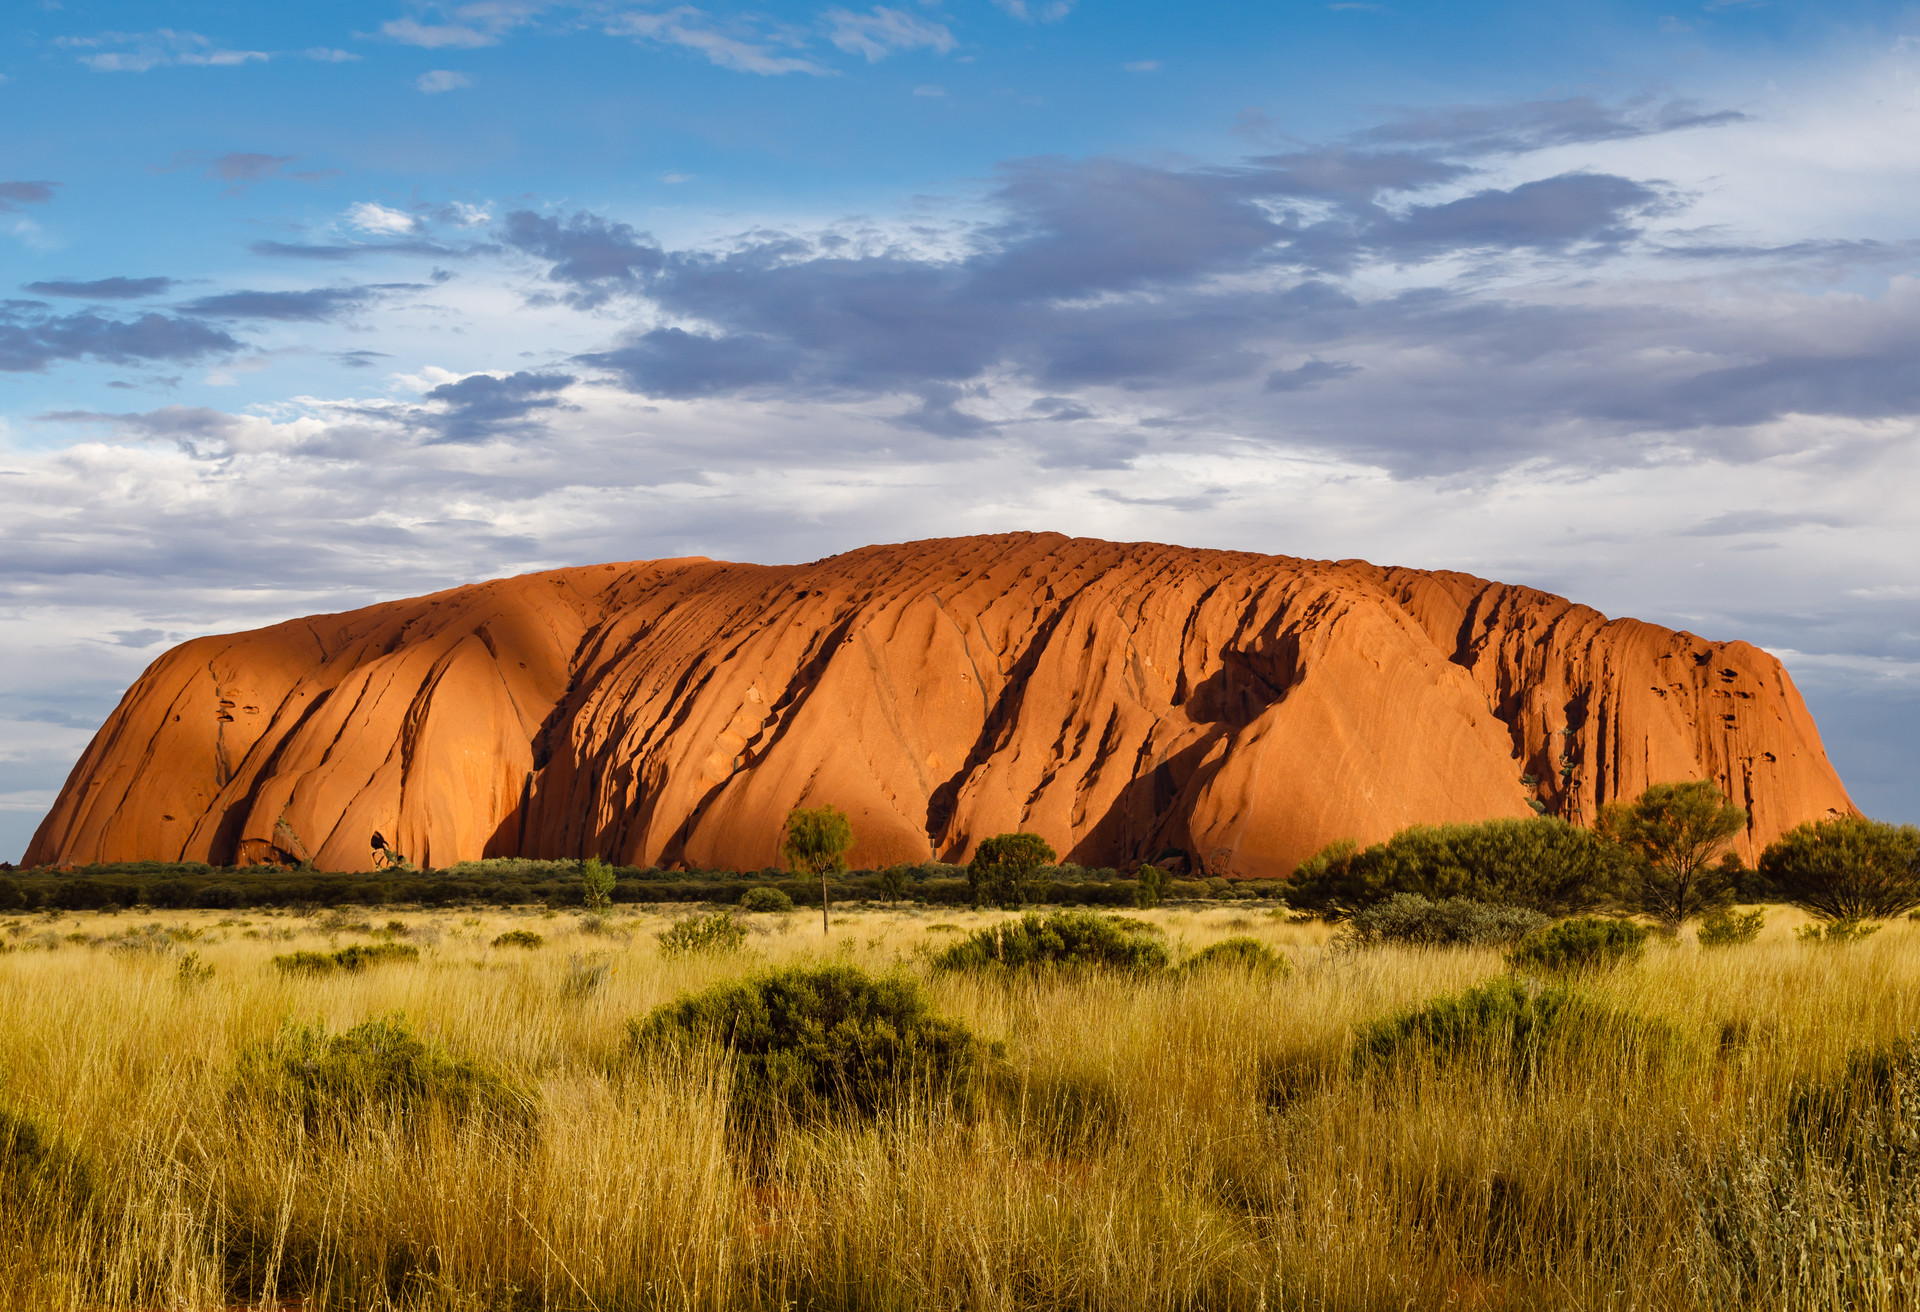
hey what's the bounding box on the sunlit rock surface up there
[27,533,1856,875]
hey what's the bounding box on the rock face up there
[27,533,1856,876]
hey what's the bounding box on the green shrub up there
[1353,975,1668,1075]
[492,929,544,949]
[272,942,419,976]
[1343,894,1549,948]
[931,910,1170,973]
[1179,936,1292,976]
[657,911,747,957]
[628,963,995,1125]
[230,1013,527,1133]
[1795,918,1880,947]
[1696,907,1765,948]
[1133,862,1170,909]
[1288,818,1625,915]
[1761,816,1920,921]
[969,832,1058,908]
[739,886,795,913]
[580,856,617,912]
[1505,917,1648,974]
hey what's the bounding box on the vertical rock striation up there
[26,533,1856,875]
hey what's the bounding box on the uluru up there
[26,533,1856,876]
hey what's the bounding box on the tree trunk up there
[821,868,829,936]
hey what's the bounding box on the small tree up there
[1133,862,1170,909]
[1759,816,1920,921]
[580,856,617,912]
[1598,781,1746,928]
[968,832,1057,908]
[877,864,909,904]
[781,805,855,935]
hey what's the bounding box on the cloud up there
[825,7,956,61]
[1265,359,1360,391]
[415,370,579,441]
[606,8,832,76]
[0,182,58,212]
[417,69,475,93]
[346,202,421,235]
[1379,172,1669,257]
[23,277,175,299]
[993,0,1074,21]
[59,30,271,72]
[178,285,399,322]
[502,209,663,307]
[0,305,238,372]
[1122,60,1159,73]
[1356,95,1749,156]
[250,238,459,261]
[381,18,497,49]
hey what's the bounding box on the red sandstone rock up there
[25,534,1857,875]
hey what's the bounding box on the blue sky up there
[3,0,1918,860]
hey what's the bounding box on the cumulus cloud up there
[502,209,664,306]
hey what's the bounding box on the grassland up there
[0,901,1915,1310]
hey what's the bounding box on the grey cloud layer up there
[0,302,236,372]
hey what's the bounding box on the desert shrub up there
[491,929,544,949]
[230,1013,526,1133]
[657,911,748,957]
[1787,1036,1919,1168]
[1696,907,1765,948]
[1,1105,94,1220]
[442,857,584,878]
[1353,975,1669,1075]
[1005,1066,1123,1154]
[1342,894,1549,948]
[175,950,215,987]
[1760,816,1920,921]
[739,886,795,913]
[1180,936,1292,976]
[1288,818,1624,915]
[272,943,418,976]
[563,952,611,997]
[1795,918,1880,947]
[628,963,995,1125]
[192,881,249,910]
[969,832,1058,908]
[1505,917,1648,974]
[580,856,617,912]
[932,910,1169,973]
[0,877,24,911]
[1133,862,1170,909]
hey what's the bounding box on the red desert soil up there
[26,533,1856,876]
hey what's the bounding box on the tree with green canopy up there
[1759,815,1920,921]
[781,805,855,935]
[968,832,1057,908]
[1597,780,1746,928]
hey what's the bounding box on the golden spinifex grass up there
[0,902,1915,1310]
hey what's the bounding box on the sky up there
[3,0,1918,862]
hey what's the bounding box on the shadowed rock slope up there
[27,533,1856,876]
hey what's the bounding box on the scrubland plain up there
[0,902,1915,1310]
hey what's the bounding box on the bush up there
[191,881,249,910]
[1795,918,1880,947]
[1133,863,1170,909]
[231,1013,526,1133]
[628,963,995,1124]
[1,1105,93,1220]
[492,929,544,949]
[657,911,748,957]
[580,856,617,912]
[932,910,1170,973]
[1287,818,1624,915]
[1505,917,1648,974]
[1696,907,1765,948]
[1760,816,1920,921]
[272,943,419,976]
[1342,894,1549,948]
[1354,975,1669,1076]
[739,886,795,913]
[1180,936,1292,976]
[969,832,1058,908]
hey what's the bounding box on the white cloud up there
[304,47,362,62]
[60,30,271,72]
[608,8,832,76]
[824,7,956,62]
[992,0,1074,22]
[1122,60,1159,73]
[346,201,420,234]
[381,19,497,49]
[416,69,475,93]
